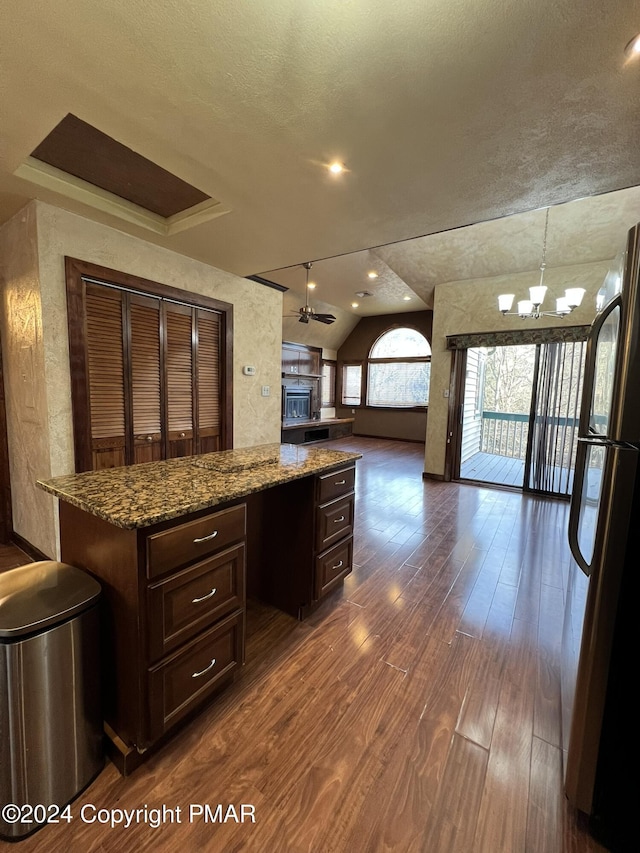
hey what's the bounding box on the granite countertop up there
[37,443,361,530]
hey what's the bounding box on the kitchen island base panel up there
[55,453,358,774]
[58,499,247,768]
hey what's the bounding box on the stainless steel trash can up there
[0,560,104,840]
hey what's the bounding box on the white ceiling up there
[2,2,640,322]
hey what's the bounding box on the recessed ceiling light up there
[403,295,411,301]
[328,162,345,174]
[624,32,640,59]
[367,271,378,279]
[307,281,316,289]
[351,302,359,308]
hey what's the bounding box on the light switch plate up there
[242,365,256,376]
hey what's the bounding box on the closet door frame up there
[65,257,233,473]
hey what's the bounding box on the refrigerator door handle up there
[577,294,622,438]
[568,440,592,576]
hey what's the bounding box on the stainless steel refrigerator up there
[564,224,640,850]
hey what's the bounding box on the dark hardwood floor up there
[0,542,31,572]
[0,438,606,852]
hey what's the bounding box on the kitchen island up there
[38,443,360,773]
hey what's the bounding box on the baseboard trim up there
[11,532,50,561]
[353,433,426,445]
[422,472,445,481]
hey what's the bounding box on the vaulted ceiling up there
[2,2,640,323]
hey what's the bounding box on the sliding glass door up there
[458,340,586,496]
[460,344,535,488]
[525,340,586,495]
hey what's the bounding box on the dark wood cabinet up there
[65,257,232,472]
[147,609,244,743]
[281,341,322,422]
[313,464,355,595]
[282,341,321,378]
[59,499,247,774]
[146,503,246,578]
[52,453,357,774]
[281,418,354,444]
[250,463,355,617]
[147,544,246,660]
[315,537,353,599]
[130,293,163,463]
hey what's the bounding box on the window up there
[322,360,336,407]
[342,363,362,406]
[367,327,431,407]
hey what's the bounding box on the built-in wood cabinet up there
[52,453,358,774]
[147,609,243,743]
[59,499,247,774]
[66,258,232,472]
[313,464,355,596]
[250,463,355,617]
[281,341,322,422]
[282,341,321,378]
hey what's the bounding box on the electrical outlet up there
[242,365,256,376]
[261,385,270,397]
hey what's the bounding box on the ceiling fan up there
[289,262,336,325]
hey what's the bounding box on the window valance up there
[446,324,590,351]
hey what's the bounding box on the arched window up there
[367,327,431,407]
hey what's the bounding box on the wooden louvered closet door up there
[130,294,162,464]
[196,308,222,454]
[66,258,230,472]
[165,303,195,458]
[85,284,127,470]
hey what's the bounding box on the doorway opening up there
[460,345,535,487]
[456,341,585,496]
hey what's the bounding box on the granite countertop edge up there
[37,443,362,530]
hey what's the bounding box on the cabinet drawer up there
[146,503,246,578]
[316,493,354,550]
[315,537,353,600]
[147,544,245,662]
[317,465,355,504]
[147,610,243,742]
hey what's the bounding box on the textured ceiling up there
[2,1,640,320]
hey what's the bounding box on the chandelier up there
[498,208,585,318]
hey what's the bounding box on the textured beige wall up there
[0,203,59,557]
[424,261,608,477]
[1,200,282,557]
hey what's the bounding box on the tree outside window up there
[367,327,431,407]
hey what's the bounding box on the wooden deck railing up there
[480,411,581,461]
[480,412,530,459]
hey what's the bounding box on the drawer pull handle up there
[192,658,216,678]
[334,479,346,485]
[193,530,218,543]
[334,516,346,523]
[332,560,344,570]
[192,587,217,603]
